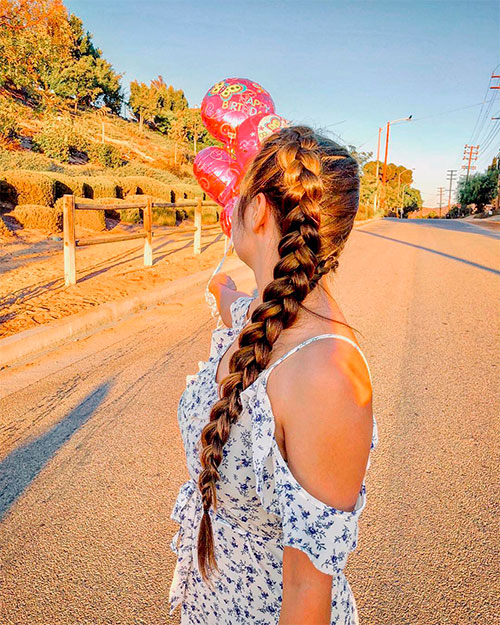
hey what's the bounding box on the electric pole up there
[438,186,446,218]
[446,170,457,213]
[462,145,479,182]
[373,126,382,216]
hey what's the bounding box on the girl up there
[169,125,378,624]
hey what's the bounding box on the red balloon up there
[234,112,290,171]
[201,78,275,150]
[193,146,241,207]
[220,196,238,238]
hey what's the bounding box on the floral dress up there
[168,295,379,624]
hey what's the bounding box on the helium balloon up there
[234,112,290,171]
[201,78,275,150]
[220,196,238,238]
[193,146,241,207]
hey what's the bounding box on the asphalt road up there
[1,218,499,625]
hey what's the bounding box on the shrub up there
[72,175,120,199]
[0,170,56,206]
[32,117,88,163]
[54,197,106,231]
[185,204,219,224]
[0,214,13,237]
[0,148,58,172]
[11,204,63,232]
[152,207,176,226]
[43,172,86,199]
[87,143,123,168]
[118,175,173,200]
[0,98,19,139]
[172,183,200,200]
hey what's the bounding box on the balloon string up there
[205,231,234,329]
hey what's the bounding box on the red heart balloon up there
[220,196,238,238]
[201,78,275,150]
[193,146,242,207]
[234,112,290,171]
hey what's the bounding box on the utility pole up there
[438,186,446,218]
[373,126,382,216]
[381,115,412,213]
[446,169,457,213]
[462,145,479,182]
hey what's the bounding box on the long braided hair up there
[197,125,360,584]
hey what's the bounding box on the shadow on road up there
[0,382,111,522]
[383,217,500,239]
[358,227,500,276]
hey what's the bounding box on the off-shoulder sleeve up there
[273,446,367,576]
[229,294,255,332]
[244,377,376,577]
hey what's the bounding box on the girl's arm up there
[208,272,251,327]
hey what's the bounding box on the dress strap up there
[264,334,372,384]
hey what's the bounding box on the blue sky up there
[66,0,500,207]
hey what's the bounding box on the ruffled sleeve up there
[273,446,367,576]
[229,294,255,332]
[243,376,377,577]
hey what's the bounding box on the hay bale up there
[11,204,62,232]
[0,170,56,206]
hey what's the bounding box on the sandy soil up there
[0,219,230,339]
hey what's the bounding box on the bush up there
[0,149,52,172]
[185,204,219,224]
[43,172,86,199]
[11,204,62,232]
[32,116,89,163]
[172,183,201,200]
[0,98,19,139]
[152,207,176,226]
[72,175,120,199]
[54,197,106,231]
[0,214,13,237]
[0,170,56,206]
[118,175,174,201]
[87,143,123,168]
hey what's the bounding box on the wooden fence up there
[62,194,219,286]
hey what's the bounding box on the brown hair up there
[197,124,360,584]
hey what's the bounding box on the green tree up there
[129,80,158,132]
[457,170,498,213]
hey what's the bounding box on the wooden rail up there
[63,194,219,286]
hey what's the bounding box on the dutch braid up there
[196,125,359,584]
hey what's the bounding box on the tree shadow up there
[0,381,111,522]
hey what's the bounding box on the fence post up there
[194,197,202,255]
[144,196,153,266]
[63,194,76,286]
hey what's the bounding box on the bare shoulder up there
[266,335,374,511]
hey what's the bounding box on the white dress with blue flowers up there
[168,295,379,624]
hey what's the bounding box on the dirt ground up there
[0,219,230,339]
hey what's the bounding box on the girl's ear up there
[251,193,271,233]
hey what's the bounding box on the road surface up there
[1,218,499,625]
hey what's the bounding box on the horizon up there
[65,0,500,208]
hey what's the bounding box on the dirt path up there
[0,222,228,339]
